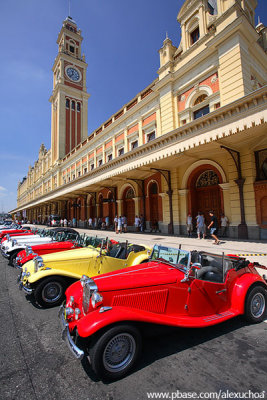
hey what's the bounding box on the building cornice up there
[12,86,267,214]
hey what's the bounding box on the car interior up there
[191,251,235,283]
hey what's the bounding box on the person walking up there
[114,215,118,233]
[135,215,140,232]
[208,211,220,244]
[117,216,122,233]
[220,213,229,237]
[186,213,193,237]
[196,211,205,239]
[122,215,127,233]
[88,217,93,229]
[140,214,144,232]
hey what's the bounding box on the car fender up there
[230,273,267,313]
[28,268,81,284]
[7,245,25,254]
[128,253,150,267]
[76,306,166,338]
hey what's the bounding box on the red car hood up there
[92,261,182,292]
[17,241,79,261]
[0,229,27,238]
[27,241,77,251]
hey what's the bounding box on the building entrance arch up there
[88,196,96,219]
[98,194,104,219]
[122,187,135,226]
[108,191,115,223]
[188,164,223,224]
[148,181,159,224]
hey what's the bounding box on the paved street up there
[1,231,267,400]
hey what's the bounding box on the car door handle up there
[216,289,227,294]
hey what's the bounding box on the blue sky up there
[0,0,266,213]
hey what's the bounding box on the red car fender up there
[76,306,171,338]
[230,273,266,314]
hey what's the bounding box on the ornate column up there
[221,146,248,239]
[116,199,123,216]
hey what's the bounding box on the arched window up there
[191,27,200,44]
[196,170,219,187]
[125,188,135,199]
[149,182,158,194]
[194,94,208,106]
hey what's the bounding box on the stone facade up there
[14,0,267,239]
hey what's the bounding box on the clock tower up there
[50,16,90,163]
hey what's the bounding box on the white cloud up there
[0,186,7,192]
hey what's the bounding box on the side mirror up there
[191,263,201,270]
[181,263,201,282]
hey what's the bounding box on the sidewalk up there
[33,224,267,270]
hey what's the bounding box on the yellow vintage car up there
[18,241,151,307]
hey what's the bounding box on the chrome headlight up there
[82,276,98,314]
[33,256,44,273]
[91,292,103,308]
[25,246,33,256]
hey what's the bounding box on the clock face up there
[66,67,81,82]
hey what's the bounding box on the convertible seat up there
[196,266,223,282]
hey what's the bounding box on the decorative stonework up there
[196,170,219,187]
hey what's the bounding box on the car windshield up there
[150,245,190,271]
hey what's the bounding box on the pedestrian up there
[140,214,144,232]
[105,216,109,229]
[60,218,64,227]
[114,215,118,233]
[208,210,220,244]
[186,213,193,237]
[196,211,205,239]
[93,217,98,228]
[117,216,122,233]
[64,218,67,227]
[122,215,127,233]
[88,217,93,228]
[135,215,140,232]
[72,217,76,227]
[220,213,229,237]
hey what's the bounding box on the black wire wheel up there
[34,276,66,308]
[9,251,19,267]
[88,324,141,380]
[245,286,266,323]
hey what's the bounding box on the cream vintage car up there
[18,241,151,307]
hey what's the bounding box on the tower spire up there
[68,0,71,17]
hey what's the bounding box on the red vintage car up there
[1,231,35,243]
[60,245,267,380]
[15,241,81,268]
[15,236,119,268]
[0,228,32,240]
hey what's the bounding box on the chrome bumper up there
[18,281,33,294]
[58,305,84,360]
